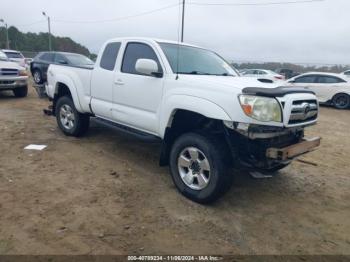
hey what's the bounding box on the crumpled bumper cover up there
[266,137,321,161]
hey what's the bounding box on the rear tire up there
[169,132,233,204]
[55,96,90,137]
[13,86,28,98]
[332,93,350,109]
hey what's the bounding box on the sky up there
[1,0,349,65]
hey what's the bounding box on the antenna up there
[181,0,185,42]
[176,0,183,80]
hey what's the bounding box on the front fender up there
[159,95,232,138]
[54,74,83,113]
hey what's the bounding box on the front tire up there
[33,69,43,84]
[13,86,28,98]
[169,132,233,204]
[55,96,90,137]
[332,93,350,109]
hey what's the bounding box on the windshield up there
[159,43,238,76]
[4,52,24,59]
[0,51,8,61]
[65,54,94,66]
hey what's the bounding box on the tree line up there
[0,26,96,59]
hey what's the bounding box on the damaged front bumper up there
[266,137,321,161]
[224,122,321,171]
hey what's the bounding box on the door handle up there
[114,79,124,86]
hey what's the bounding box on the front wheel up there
[55,96,90,137]
[33,69,43,84]
[332,93,350,109]
[169,132,233,204]
[13,86,28,98]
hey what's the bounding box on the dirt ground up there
[0,85,349,255]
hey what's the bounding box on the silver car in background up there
[1,49,26,68]
[0,50,28,97]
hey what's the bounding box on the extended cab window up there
[100,42,121,71]
[122,42,161,75]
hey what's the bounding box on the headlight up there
[19,70,28,76]
[239,95,282,122]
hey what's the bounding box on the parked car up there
[0,50,28,97]
[241,69,285,82]
[341,70,350,77]
[287,72,350,109]
[45,37,320,203]
[275,68,299,79]
[1,49,26,68]
[30,52,94,84]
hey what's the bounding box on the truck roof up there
[106,37,203,49]
[1,49,23,53]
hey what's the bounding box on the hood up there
[177,75,281,91]
[0,60,24,70]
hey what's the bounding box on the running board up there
[94,117,161,142]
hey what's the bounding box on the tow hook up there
[43,105,54,116]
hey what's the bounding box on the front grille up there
[0,80,15,85]
[0,68,19,76]
[288,99,318,125]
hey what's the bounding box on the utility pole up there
[0,19,10,49]
[181,0,185,42]
[42,12,52,51]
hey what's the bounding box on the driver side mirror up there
[135,59,163,78]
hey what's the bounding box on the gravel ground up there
[0,86,349,255]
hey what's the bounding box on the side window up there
[317,76,345,84]
[258,70,267,75]
[54,54,68,64]
[344,71,350,76]
[121,42,162,75]
[41,53,55,62]
[100,42,121,71]
[294,75,317,83]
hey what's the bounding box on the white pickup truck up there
[46,37,321,203]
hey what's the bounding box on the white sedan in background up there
[287,72,350,109]
[241,69,285,83]
[341,70,350,77]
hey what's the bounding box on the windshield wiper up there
[178,71,234,76]
[177,71,211,75]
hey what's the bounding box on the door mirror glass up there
[135,59,162,77]
[58,60,68,65]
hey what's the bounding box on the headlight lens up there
[19,70,28,76]
[239,95,282,122]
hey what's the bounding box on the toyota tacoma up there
[45,38,321,203]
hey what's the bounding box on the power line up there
[53,3,180,24]
[188,0,324,6]
[15,20,46,27]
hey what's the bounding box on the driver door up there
[112,41,164,134]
